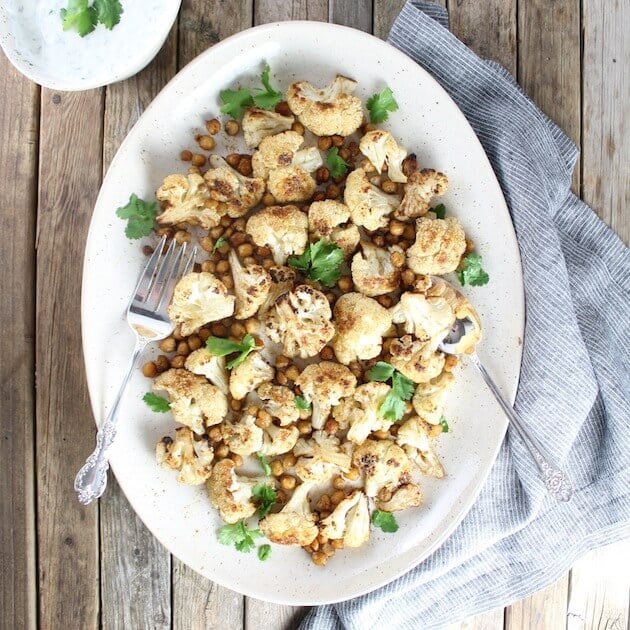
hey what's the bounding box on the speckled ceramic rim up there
[81,21,525,605]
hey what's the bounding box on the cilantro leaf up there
[258,544,271,561]
[391,371,415,401]
[379,394,406,422]
[457,252,490,287]
[218,521,262,553]
[253,65,283,110]
[294,395,311,411]
[368,362,415,422]
[366,87,399,124]
[212,235,226,252]
[257,453,271,477]
[206,334,257,369]
[326,147,349,178]
[433,203,446,219]
[143,392,170,413]
[115,194,158,239]
[371,509,399,533]
[60,0,97,37]
[288,239,344,287]
[440,416,449,433]
[367,361,395,382]
[252,483,277,518]
[93,0,123,30]
[220,89,254,119]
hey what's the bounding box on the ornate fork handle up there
[74,341,147,505]
[470,353,573,502]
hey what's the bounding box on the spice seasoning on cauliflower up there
[308,200,360,258]
[344,168,401,231]
[228,250,271,320]
[320,490,370,547]
[293,431,352,483]
[397,417,445,478]
[352,439,412,497]
[351,241,401,297]
[256,382,300,426]
[156,173,221,229]
[229,351,274,400]
[208,459,261,524]
[396,168,448,220]
[242,107,294,148]
[185,349,229,395]
[156,427,214,485]
[359,130,408,183]
[406,216,466,275]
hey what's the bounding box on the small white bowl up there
[0,1,181,91]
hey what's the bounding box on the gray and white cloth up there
[300,2,630,628]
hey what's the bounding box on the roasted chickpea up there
[205,118,221,135]
[225,119,240,136]
[191,153,206,167]
[170,355,185,369]
[291,121,305,135]
[159,337,176,353]
[317,136,333,151]
[180,149,193,162]
[196,134,215,151]
[142,361,157,378]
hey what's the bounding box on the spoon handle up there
[470,353,573,502]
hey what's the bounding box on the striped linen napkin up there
[300,2,630,628]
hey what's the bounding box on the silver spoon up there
[439,318,573,502]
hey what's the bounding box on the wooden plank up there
[254,0,327,23]
[373,0,408,40]
[36,87,104,630]
[567,539,630,630]
[0,52,38,630]
[505,575,569,630]
[99,26,178,630]
[330,0,373,32]
[446,608,505,630]
[582,0,629,242]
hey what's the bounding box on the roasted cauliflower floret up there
[264,284,335,358]
[251,130,304,179]
[260,423,300,457]
[359,130,408,183]
[320,490,370,548]
[376,483,423,511]
[352,439,412,497]
[256,382,299,426]
[293,431,352,483]
[294,362,356,430]
[268,164,317,203]
[185,349,229,395]
[259,481,318,546]
[334,382,392,445]
[242,107,294,148]
[246,205,308,265]
[331,293,392,364]
[351,242,401,297]
[228,250,271,320]
[156,427,214,485]
[208,459,260,524]
[221,410,264,456]
[397,417,445,478]
[389,335,446,384]
[344,168,401,231]
[167,272,235,336]
[396,169,449,221]
[412,371,455,424]
[203,156,265,218]
[258,265,297,315]
[229,351,274,400]
[286,75,363,136]
[308,200,360,257]
[153,368,228,434]
[406,216,466,275]
[156,173,220,229]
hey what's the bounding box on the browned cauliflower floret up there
[256,382,299,426]
[294,362,357,429]
[334,382,392,445]
[331,293,392,364]
[260,423,300,457]
[376,483,423,511]
[221,410,264,456]
[320,490,370,548]
[246,205,308,265]
[308,200,360,257]
[167,272,235,336]
[285,75,363,136]
[242,107,294,148]
[389,335,446,384]
[264,285,335,358]
[203,156,265,218]
[156,173,220,229]
[344,168,401,231]
[208,459,262,524]
[352,439,412,497]
[267,164,317,203]
[185,349,229,395]
[156,427,214,485]
[228,250,271,320]
[397,417,445,478]
[153,368,228,434]
[229,352,274,400]
[293,431,352,483]
[359,130,408,183]
[259,481,318,546]
[412,371,455,424]
[396,169,449,221]
[406,216,466,275]
[351,242,401,297]
[251,130,304,179]
[258,265,297,315]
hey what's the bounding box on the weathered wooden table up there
[2,1,628,628]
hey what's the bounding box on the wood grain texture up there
[254,0,327,23]
[505,574,569,630]
[446,608,505,630]
[99,25,178,630]
[0,52,38,630]
[36,87,104,630]
[582,0,629,242]
[567,540,630,630]
[330,0,373,32]
[373,0,408,39]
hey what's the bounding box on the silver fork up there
[74,237,196,505]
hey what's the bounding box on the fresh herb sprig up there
[288,239,344,288]
[220,64,282,118]
[115,194,158,239]
[294,396,311,411]
[258,544,271,561]
[367,361,415,422]
[218,520,263,553]
[371,509,399,533]
[440,416,449,433]
[60,0,123,37]
[257,453,272,477]
[366,87,398,124]
[206,334,257,369]
[143,392,170,413]
[326,148,349,178]
[212,235,227,252]
[457,252,490,287]
[252,483,277,519]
